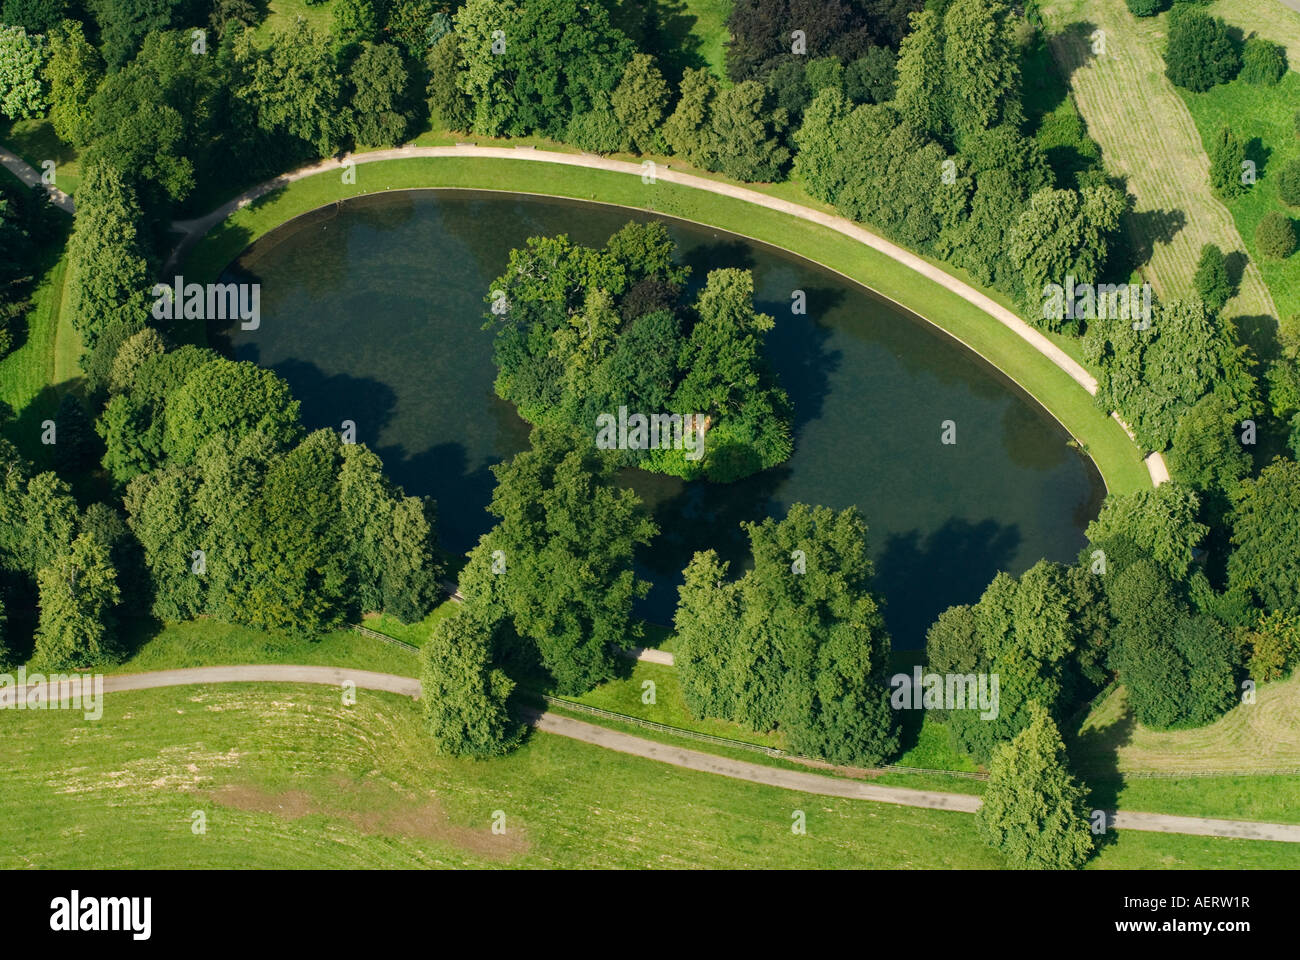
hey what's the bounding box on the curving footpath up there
[168,144,1169,487]
[0,147,74,213]
[7,664,1296,844]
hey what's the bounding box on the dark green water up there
[216,190,1104,647]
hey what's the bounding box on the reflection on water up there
[218,190,1104,647]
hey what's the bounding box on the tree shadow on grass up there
[1123,208,1188,270]
[1068,690,1139,856]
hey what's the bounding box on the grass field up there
[1072,672,1300,775]
[0,177,73,468]
[0,118,82,196]
[181,154,1152,495]
[680,0,732,79]
[109,619,422,678]
[1039,0,1280,336]
[1179,71,1300,352]
[1208,0,1300,74]
[1,681,1294,869]
[253,0,335,44]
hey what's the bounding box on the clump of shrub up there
[1245,612,1300,682]
[1240,37,1287,86]
[1193,243,1232,312]
[1257,210,1298,259]
[1165,8,1240,92]
[1278,158,1300,207]
[1126,0,1166,16]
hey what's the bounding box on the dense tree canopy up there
[975,702,1093,870]
[486,222,792,482]
[420,609,521,757]
[676,504,899,765]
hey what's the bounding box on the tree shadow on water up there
[874,518,1022,651]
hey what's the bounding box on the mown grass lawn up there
[2,682,1293,868]
[0,182,72,468]
[1179,72,1300,350]
[0,118,82,196]
[183,153,1152,495]
[110,618,422,679]
[681,0,732,79]
[1039,0,1280,336]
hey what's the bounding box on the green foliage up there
[565,96,628,154]
[1229,458,1300,617]
[331,0,379,57]
[84,30,226,208]
[486,222,791,482]
[975,702,1093,869]
[663,66,720,170]
[843,46,897,104]
[42,19,100,147]
[1256,210,1296,260]
[454,0,633,139]
[794,94,951,249]
[233,25,347,157]
[419,609,521,757]
[348,42,410,147]
[893,8,945,138]
[424,31,471,131]
[1209,125,1247,199]
[0,458,77,576]
[1193,242,1232,311]
[162,356,302,465]
[1106,559,1238,728]
[708,80,790,182]
[1240,37,1287,87]
[1,0,65,32]
[1244,610,1299,682]
[387,1,449,59]
[338,442,441,622]
[1008,185,1127,329]
[675,504,899,766]
[1169,388,1252,494]
[941,0,1022,142]
[1125,0,1166,15]
[936,561,1101,764]
[1279,159,1300,208]
[1089,298,1255,452]
[86,0,177,68]
[459,423,656,695]
[32,532,121,670]
[109,326,165,394]
[1084,482,1208,582]
[610,53,667,154]
[64,164,151,353]
[0,24,47,120]
[1164,7,1240,93]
